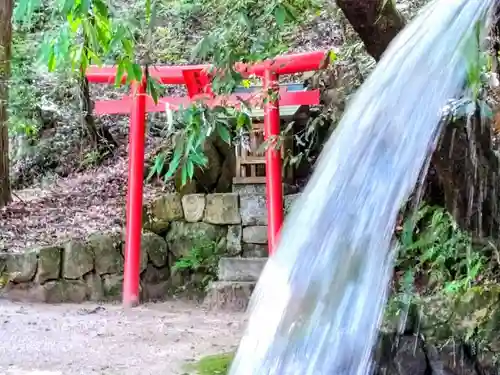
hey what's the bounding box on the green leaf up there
[236,111,251,130]
[82,19,100,52]
[146,154,165,181]
[121,39,134,57]
[328,50,337,64]
[186,159,195,179]
[165,144,183,180]
[145,0,152,22]
[190,151,208,167]
[125,63,142,83]
[62,0,74,14]
[47,47,57,72]
[93,0,109,18]
[147,75,161,104]
[274,5,287,26]
[114,61,126,86]
[217,124,231,144]
[238,12,252,28]
[87,49,103,66]
[79,0,91,14]
[181,164,188,185]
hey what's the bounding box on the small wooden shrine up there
[232,83,308,187]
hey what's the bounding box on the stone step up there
[204,281,256,312]
[218,257,267,282]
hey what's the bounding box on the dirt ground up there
[0,299,245,375]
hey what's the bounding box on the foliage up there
[147,103,251,185]
[172,237,224,287]
[191,0,320,93]
[387,204,500,359]
[441,19,496,125]
[15,0,135,78]
[186,352,234,375]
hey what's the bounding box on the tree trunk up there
[79,73,116,149]
[0,0,12,209]
[80,29,116,150]
[335,0,405,60]
[335,0,500,237]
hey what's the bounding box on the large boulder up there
[62,240,94,280]
[141,263,170,284]
[166,221,227,258]
[36,245,62,283]
[5,250,38,282]
[194,140,222,190]
[43,280,89,303]
[84,272,104,301]
[118,232,149,273]
[88,232,123,276]
[102,274,124,300]
[142,232,168,268]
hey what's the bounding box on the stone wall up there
[0,191,299,303]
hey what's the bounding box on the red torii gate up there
[86,51,328,307]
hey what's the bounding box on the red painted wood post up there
[263,70,284,256]
[122,79,147,307]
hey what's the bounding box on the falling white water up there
[228,1,496,374]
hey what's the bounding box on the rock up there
[204,281,255,312]
[174,167,198,195]
[374,335,467,375]
[233,184,297,195]
[166,221,227,258]
[62,240,94,279]
[194,140,222,190]
[36,246,62,283]
[240,194,267,226]
[84,272,104,301]
[218,257,267,282]
[242,226,268,244]
[242,243,268,257]
[2,283,46,302]
[43,280,89,303]
[226,225,243,256]
[0,253,5,271]
[204,193,241,225]
[144,193,184,233]
[102,274,123,300]
[284,193,301,215]
[168,269,186,289]
[5,280,89,303]
[142,281,169,301]
[151,193,184,220]
[5,251,38,282]
[88,233,123,276]
[181,194,206,222]
[143,211,171,235]
[232,184,266,194]
[141,263,170,284]
[215,154,236,193]
[142,232,168,268]
[118,232,148,273]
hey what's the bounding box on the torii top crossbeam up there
[86,50,329,307]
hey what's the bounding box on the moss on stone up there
[190,352,234,375]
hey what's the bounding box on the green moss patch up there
[188,352,234,375]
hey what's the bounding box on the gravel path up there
[0,300,245,375]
